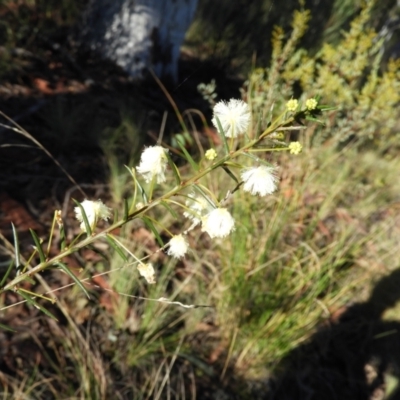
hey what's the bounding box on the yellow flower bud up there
[205,148,217,160]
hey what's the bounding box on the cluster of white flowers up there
[74,199,111,233]
[201,208,235,238]
[167,234,189,259]
[210,100,279,197]
[181,192,235,239]
[73,97,304,283]
[136,145,168,183]
[137,263,156,284]
[211,99,251,138]
[183,198,236,239]
[241,166,277,196]
[183,193,214,226]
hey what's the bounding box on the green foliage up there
[0,0,84,46]
[187,0,331,70]
[0,0,85,78]
[187,0,398,72]
[246,2,400,147]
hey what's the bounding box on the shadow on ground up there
[267,268,400,400]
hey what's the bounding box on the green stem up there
[0,117,291,293]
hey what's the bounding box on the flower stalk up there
[0,97,326,312]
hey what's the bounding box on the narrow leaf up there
[243,152,276,167]
[123,198,129,221]
[113,208,118,223]
[138,181,148,204]
[30,229,46,263]
[33,303,58,321]
[0,322,16,332]
[124,165,136,180]
[24,276,36,285]
[11,223,20,272]
[165,151,181,185]
[59,224,67,251]
[222,161,242,168]
[160,201,179,219]
[214,116,229,155]
[124,165,139,209]
[47,211,57,257]
[318,105,336,111]
[87,244,108,261]
[305,115,325,125]
[255,110,263,139]
[193,184,216,208]
[55,262,90,299]
[0,260,14,288]
[176,138,199,172]
[182,130,194,146]
[17,290,58,321]
[142,216,164,247]
[222,166,239,184]
[72,199,92,236]
[105,235,128,261]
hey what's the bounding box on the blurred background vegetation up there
[1,0,400,399]
[188,0,400,69]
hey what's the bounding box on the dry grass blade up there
[0,110,86,197]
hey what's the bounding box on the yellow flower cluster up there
[288,142,303,155]
[205,148,217,160]
[305,98,318,110]
[286,99,298,112]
